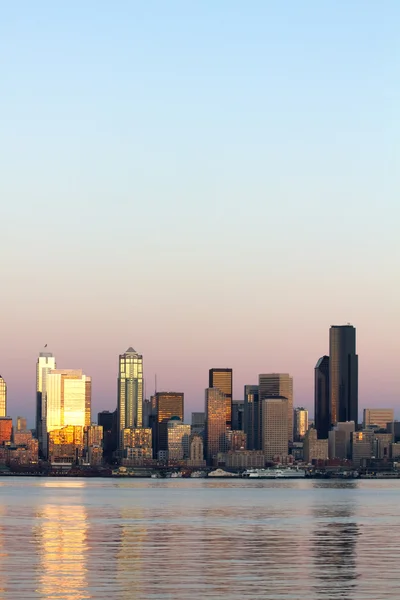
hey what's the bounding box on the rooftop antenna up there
[155,374,157,395]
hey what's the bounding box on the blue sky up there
[0,1,399,423]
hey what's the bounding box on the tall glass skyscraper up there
[205,387,227,464]
[36,351,56,457]
[0,376,7,417]
[329,325,358,426]
[209,368,233,429]
[244,384,259,450]
[118,348,143,446]
[314,356,330,438]
[258,373,293,442]
[44,368,91,458]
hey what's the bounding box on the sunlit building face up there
[205,388,226,463]
[209,369,233,430]
[118,348,143,446]
[167,419,190,461]
[0,376,7,417]
[46,370,91,433]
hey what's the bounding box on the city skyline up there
[0,322,399,426]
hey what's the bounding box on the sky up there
[0,1,399,425]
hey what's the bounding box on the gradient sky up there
[1,1,399,425]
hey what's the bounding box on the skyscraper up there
[259,373,293,442]
[205,387,227,464]
[167,417,191,461]
[293,407,309,441]
[154,392,184,456]
[244,384,260,450]
[315,356,330,438]
[117,348,143,446]
[209,368,233,429]
[0,376,7,417]
[329,325,358,426]
[46,369,91,432]
[261,397,288,462]
[36,351,56,457]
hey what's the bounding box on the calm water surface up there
[0,477,399,599]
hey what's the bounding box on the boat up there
[242,467,305,479]
[208,469,236,478]
[190,471,207,478]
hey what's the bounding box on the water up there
[0,477,399,599]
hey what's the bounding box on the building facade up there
[226,430,247,451]
[0,376,7,417]
[155,392,184,456]
[303,428,329,463]
[329,325,358,427]
[167,418,190,461]
[46,369,91,431]
[0,417,12,445]
[293,407,308,441]
[314,356,330,438]
[259,373,293,443]
[209,368,233,430]
[363,408,394,431]
[188,433,205,466]
[117,348,143,446]
[205,388,227,464]
[261,397,288,462]
[244,384,260,450]
[191,412,206,437]
[36,351,56,456]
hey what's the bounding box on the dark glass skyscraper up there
[244,385,260,450]
[329,325,358,426]
[314,356,330,438]
[209,368,233,429]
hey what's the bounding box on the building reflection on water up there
[311,483,359,598]
[36,504,89,600]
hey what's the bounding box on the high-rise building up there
[232,400,244,431]
[0,376,7,417]
[191,412,206,437]
[0,417,12,445]
[209,368,233,429]
[363,408,394,431]
[167,418,191,461]
[117,348,143,446]
[329,325,358,427]
[205,388,227,464]
[314,356,330,438]
[155,392,184,456]
[259,374,293,442]
[244,385,260,450]
[16,417,27,432]
[293,408,309,441]
[98,410,118,462]
[261,397,288,462]
[44,369,91,457]
[36,351,56,455]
